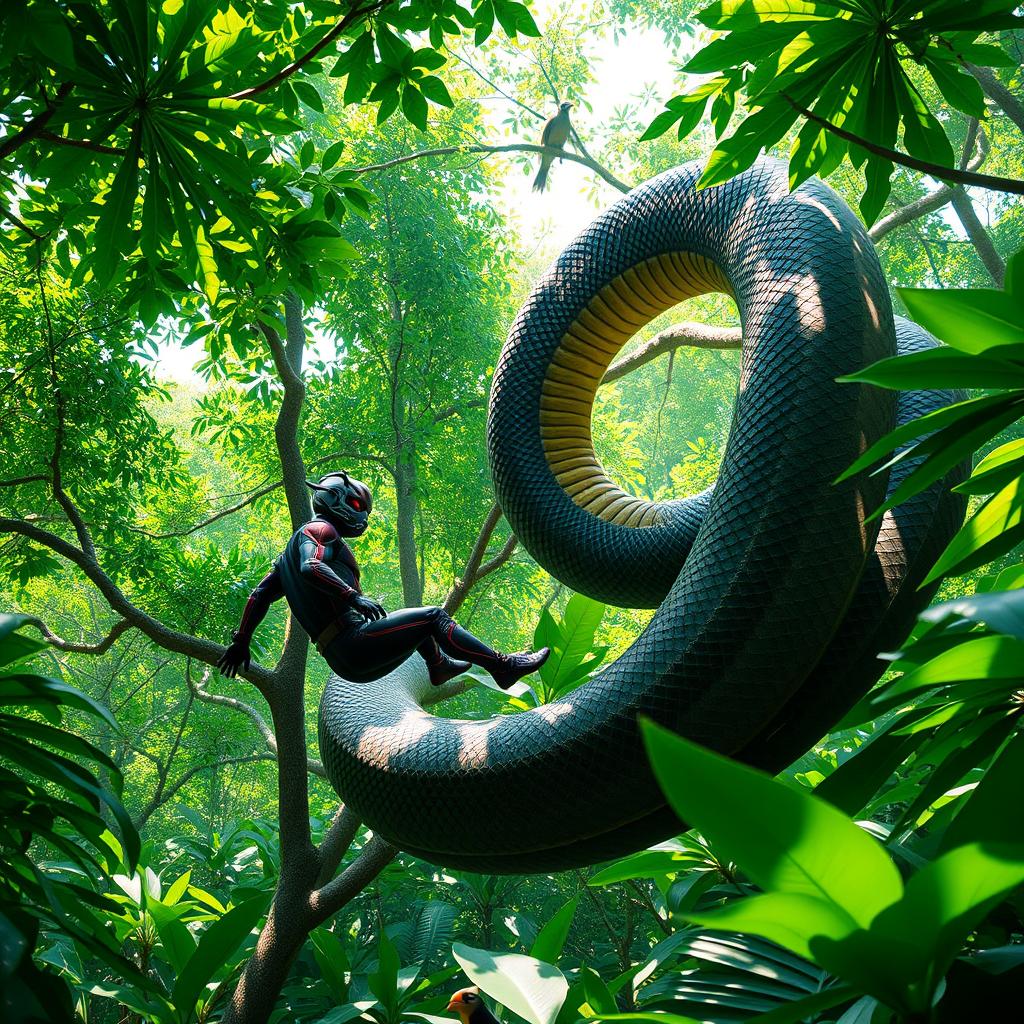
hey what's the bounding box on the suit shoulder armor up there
[301,519,338,543]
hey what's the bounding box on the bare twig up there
[23,615,133,654]
[351,141,632,193]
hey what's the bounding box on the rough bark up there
[966,63,1024,136]
[949,186,1006,286]
[394,450,424,606]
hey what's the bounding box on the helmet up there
[306,471,373,536]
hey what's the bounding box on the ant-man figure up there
[218,471,549,688]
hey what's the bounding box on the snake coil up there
[319,160,965,872]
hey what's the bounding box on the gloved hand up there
[218,632,251,678]
[353,595,386,622]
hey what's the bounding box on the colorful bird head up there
[446,987,485,1024]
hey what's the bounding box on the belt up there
[316,619,346,654]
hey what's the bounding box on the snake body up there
[319,160,965,872]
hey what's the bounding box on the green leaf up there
[452,943,568,1024]
[835,393,1018,484]
[698,99,797,189]
[924,54,987,117]
[321,140,345,172]
[418,75,454,108]
[868,843,1024,987]
[1007,248,1024,299]
[920,589,1024,641]
[164,870,192,906]
[940,730,1024,853]
[530,897,579,965]
[685,892,857,962]
[955,438,1024,496]
[640,108,684,142]
[897,287,1024,353]
[744,984,859,1022]
[400,83,429,130]
[294,80,325,113]
[640,720,903,927]
[93,130,142,285]
[171,893,270,1021]
[838,346,1024,390]
[864,400,1024,525]
[195,224,219,305]
[311,928,350,1004]
[868,635,1024,713]
[581,1013,699,1024]
[924,477,1024,583]
[587,841,707,886]
[814,729,925,816]
[369,931,400,1017]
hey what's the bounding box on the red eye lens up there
[350,498,363,511]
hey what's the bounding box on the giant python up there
[319,159,966,872]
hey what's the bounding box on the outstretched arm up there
[218,566,284,677]
[298,522,385,621]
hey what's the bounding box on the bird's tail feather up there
[532,162,549,192]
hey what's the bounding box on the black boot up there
[441,616,550,690]
[488,648,551,690]
[419,640,471,687]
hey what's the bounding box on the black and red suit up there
[218,472,548,689]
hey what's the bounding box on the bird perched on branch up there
[533,101,574,192]
[447,987,501,1024]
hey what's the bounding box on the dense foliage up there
[1,2,1022,1024]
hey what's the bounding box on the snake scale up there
[319,159,966,872]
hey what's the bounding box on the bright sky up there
[153,7,680,383]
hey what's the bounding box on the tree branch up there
[37,130,126,156]
[445,502,503,615]
[0,201,43,241]
[0,474,48,488]
[131,450,390,539]
[135,754,278,828]
[0,516,276,694]
[0,82,72,161]
[603,321,742,384]
[949,185,1005,286]
[785,95,1024,195]
[350,142,632,193]
[229,1,389,101]
[23,615,133,654]
[188,664,327,777]
[476,533,518,584]
[965,63,1024,136]
[868,124,989,242]
[445,47,544,122]
[315,807,361,886]
[310,835,397,924]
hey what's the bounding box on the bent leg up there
[328,606,548,689]
[344,607,469,686]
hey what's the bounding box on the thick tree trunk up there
[221,885,314,1024]
[949,186,1006,287]
[966,63,1024,136]
[394,449,423,605]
